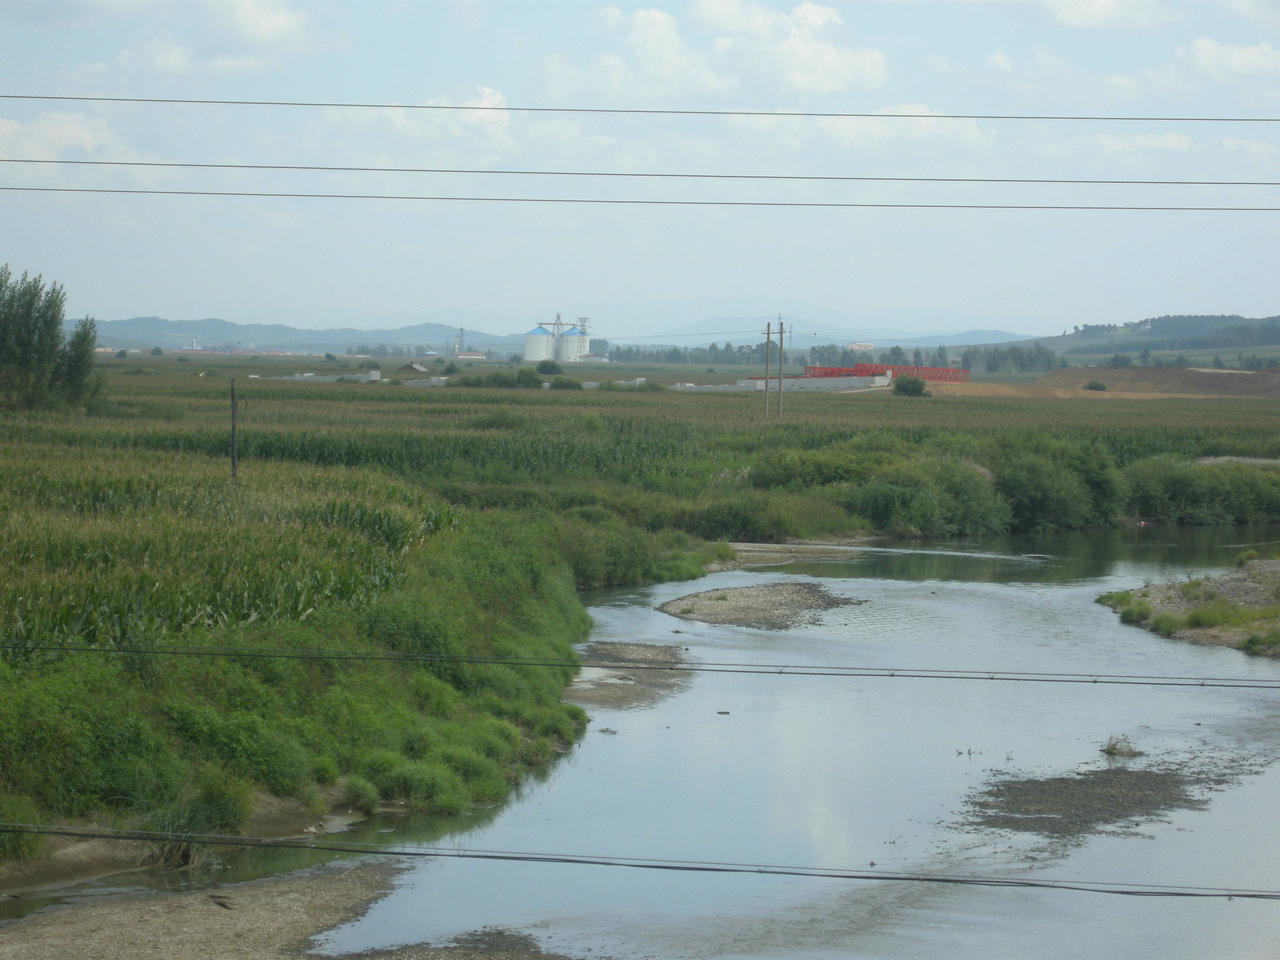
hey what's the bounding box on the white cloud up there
[145,33,192,72]
[215,0,307,47]
[1040,0,1166,27]
[0,112,119,159]
[109,0,311,73]
[626,8,736,91]
[817,103,988,147]
[593,4,625,29]
[1183,37,1280,81]
[988,51,1013,70]
[1217,0,1280,32]
[694,0,887,92]
[1221,136,1280,160]
[1087,131,1198,151]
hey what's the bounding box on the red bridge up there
[803,364,970,383]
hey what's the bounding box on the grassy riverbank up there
[1097,557,1280,654]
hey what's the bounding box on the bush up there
[0,794,43,860]
[151,346,164,356]
[1119,600,1152,624]
[550,376,583,390]
[892,376,929,397]
[1236,549,1259,567]
[342,775,380,814]
[515,367,542,388]
[1085,380,1107,391]
[1241,630,1280,655]
[535,359,563,375]
[1151,612,1181,637]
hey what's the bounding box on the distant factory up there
[523,314,596,363]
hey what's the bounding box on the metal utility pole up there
[763,322,772,418]
[777,318,784,419]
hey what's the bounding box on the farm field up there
[4,356,1280,878]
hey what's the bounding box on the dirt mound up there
[1034,366,1280,398]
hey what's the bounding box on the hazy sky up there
[1,0,1278,338]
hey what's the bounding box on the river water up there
[313,525,1280,960]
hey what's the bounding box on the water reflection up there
[771,523,1280,585]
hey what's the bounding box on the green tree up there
[0,264,99,408]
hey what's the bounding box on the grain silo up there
[523,325,556,363]
[556,326,588,363]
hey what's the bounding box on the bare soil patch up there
[563,642,690,710]
[659,581,863,631]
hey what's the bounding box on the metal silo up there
[523,325,556,363]
[556,326,587,363]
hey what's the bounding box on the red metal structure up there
[803,364,970,383]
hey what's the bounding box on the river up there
[316,524,1280,959]
[12,526,1280,958]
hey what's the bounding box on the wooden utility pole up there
[230,377,238,481]
[763,322,772,419]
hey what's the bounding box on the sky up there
[1,0,1278,341]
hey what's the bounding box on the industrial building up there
[523,314,591,363]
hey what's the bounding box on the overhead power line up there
[1,824,1275,900]
[6,642,1278,690]
[3,185,1277,211]
[2,94,1277,124]
[4,157,1278,188]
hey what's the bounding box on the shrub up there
[535,359,563,375]
[1236,549,1259,567]
[1151,612,1182,637]
[892,376,929,397]
[550,376,583,390]
[1084,380,1107,391]
[342,775,380,814]
[1241,630,1280,655]
[0,794,43,860]
[514,367,542,388]
[1119,600,1152,624]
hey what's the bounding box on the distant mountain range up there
[84,312,1039,354]
[88,317,525,353]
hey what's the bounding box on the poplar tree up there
[0,264,99,409]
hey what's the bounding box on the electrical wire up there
[4,157,1278,188]
[0,824,1274,899]
[4,642,1277,690]
[2,94,1278,124]
[3,185,1278,211]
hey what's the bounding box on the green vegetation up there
[1242,630,1280,655]
[1085,380,1107,391]
[8,338,1280,859]
[892,376,930,397]
[0,265,100,409]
